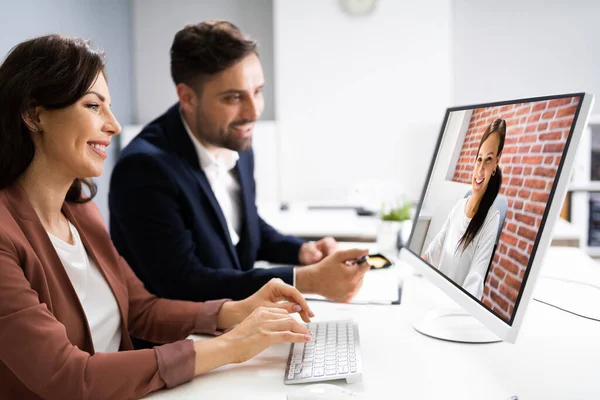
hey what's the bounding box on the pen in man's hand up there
[347,254,369,265]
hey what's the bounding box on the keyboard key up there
[314,367,324,377]
[293,344,304,354]
[301,367,313,378]
[338,366,349,374]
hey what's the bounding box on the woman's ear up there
[496,151,502,166]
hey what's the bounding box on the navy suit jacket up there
[109,104,304,301]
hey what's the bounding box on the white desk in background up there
[259,205,582,247]
[258,205,378,242]
[551,217,583,247]
[145,246,600,400]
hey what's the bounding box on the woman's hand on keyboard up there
[240,278,315,323]
[218,307,312,364]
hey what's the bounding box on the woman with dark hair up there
[0,34,356,399]
[423,118,506,299]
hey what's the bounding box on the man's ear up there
[176,83,198,114]
[22,106,42,133]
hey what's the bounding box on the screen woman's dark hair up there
[457,118,507,252]
[170,20,258,90]
[0,34,105,202]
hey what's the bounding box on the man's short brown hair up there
[170,20,258,90]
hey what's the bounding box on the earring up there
[492,168,496,176]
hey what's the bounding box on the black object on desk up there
[367,253,393,269]
[355,206,377,217]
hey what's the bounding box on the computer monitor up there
[401,93,594,343]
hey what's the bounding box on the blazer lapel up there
[234,153,255,268]
[193,169,242,267]
[4,184,95,352]
[63,203,133,350]
[165,104,242,269]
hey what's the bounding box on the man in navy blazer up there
[109,21,369,303]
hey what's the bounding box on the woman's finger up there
[271,331,312,344]
[267,302,312,322]
[271,282,314,320]
[259,307,289,316]
[268,315,310,335]
[270,301,298,313]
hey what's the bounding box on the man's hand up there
[296,248,370,303]
[298,236,339,265]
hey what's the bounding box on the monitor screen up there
[405,93,592,330]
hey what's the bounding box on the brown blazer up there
[0,183,228,400]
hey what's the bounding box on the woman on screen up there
[422,118,506,299]
[0,34,348,399]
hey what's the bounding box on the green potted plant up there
[380,201,412,223]
[377,198,412,254]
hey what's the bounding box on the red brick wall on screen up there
[452,97,579,322]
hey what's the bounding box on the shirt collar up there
[179,108,239,172]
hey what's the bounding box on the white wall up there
[274,0,452,205]
[1,0,133,225]
[249,121,280,207]
[421,110,472,252]
[445,110,472,180]
[453,0,600,114]
[132,0,275,123]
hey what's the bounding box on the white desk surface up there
[260,206,581,247]
[146,246,600,400]
[259,206,378,242]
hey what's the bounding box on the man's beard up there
[195,119,254,152]
[222,131,253,152]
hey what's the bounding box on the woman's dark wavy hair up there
[0,34,106,202]
[457,118,506,252]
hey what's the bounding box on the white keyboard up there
[284,320,362,384]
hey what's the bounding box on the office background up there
[2,0,600,225]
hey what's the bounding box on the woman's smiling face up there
[472,131,501,196]
[33,73,121,179]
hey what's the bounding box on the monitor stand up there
[413,308,501,343]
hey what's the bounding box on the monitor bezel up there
[401,92,594,343]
